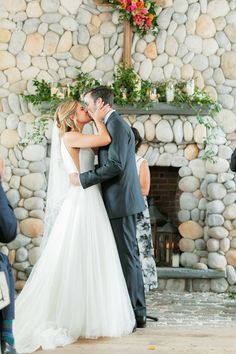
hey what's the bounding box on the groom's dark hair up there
[84,86,114,106]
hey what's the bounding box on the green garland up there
[21,65,221,161]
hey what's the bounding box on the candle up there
[186,79,195,96]
[136,77,141,91]
[166,242,169,263]
[122,88,127,100]
[67,84,71,97]
[172,241,175,251]
[57,87,66,99]
[134,76,141,102]
[172,253,180,268]
[166,83,174,102]
[150,86,157,101]
[50,85,59,96]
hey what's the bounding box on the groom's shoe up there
[1,341,17,354]
[136,315,146,328]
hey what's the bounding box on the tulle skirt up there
[14,184,135,353]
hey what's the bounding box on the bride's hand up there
[90,102,111,123]
[69,173,80,186]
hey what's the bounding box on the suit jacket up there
[0,184,17,243]
[80,111,145,218]
[230,149,236,172]
[0,252,15,318]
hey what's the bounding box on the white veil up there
[41,122,70,249]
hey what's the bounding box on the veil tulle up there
[41,122,95,249]
[41,122,70,249]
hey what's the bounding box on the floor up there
[34,290,236,354]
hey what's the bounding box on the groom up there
[80,86,147,328]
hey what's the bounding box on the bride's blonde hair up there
[54,100,79,135]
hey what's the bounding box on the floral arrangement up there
[106,0,159,37]
[23,70,100,106]
[111,64,151,105]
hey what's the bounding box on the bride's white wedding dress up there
[14,140,135,353]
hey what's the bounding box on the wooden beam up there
[155,0,166,6]
[123,20,132,67]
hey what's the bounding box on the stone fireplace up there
[121,106,236,293]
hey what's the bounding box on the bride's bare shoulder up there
[63,131,83,144]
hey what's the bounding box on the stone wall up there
[0,0,236,292]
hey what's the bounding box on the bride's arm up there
[63,105,111,148]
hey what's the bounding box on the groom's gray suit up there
[80,111,146,317]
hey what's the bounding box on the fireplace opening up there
[148,166,181,267]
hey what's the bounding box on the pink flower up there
[146,18,152,26]
[127,4,137,12]
[140,7,148,14]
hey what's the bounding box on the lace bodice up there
[61,140,95,174]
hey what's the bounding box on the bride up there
[14,100,135,353]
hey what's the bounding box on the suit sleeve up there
[230,149,236,172]
[80,119,129,189]
[0,184,17,243]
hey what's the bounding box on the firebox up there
[148,166,181,267]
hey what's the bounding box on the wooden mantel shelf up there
[115,103,210,116]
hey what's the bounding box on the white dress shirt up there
[104,109,115,125]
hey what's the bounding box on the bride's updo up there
[54,100,79,135]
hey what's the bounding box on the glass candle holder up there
[166,83,174,102]
[66,84,71,97]
[57,87,67,99]
[136,78,142,93]
[172,253,180,268]
[50,83,59,96]
[122,88,127,101]
[149,86,157,101]
[186,79,195,96]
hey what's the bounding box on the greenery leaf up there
[20,66,221,163]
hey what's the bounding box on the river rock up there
[179,220,203,239]
[20,218,44,238]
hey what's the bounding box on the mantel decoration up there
[21,65,221,161]
[104,0,159,37]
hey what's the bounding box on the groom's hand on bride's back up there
[69,172,81,186]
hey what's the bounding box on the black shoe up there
[1,341,17,354]
[136,315,146,328]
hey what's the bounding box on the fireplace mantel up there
[157,267,226,279]
[115,103,209,116]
